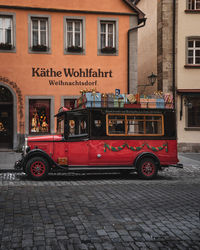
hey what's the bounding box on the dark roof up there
[122,0,145,22]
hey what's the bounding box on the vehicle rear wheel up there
[137,157,158,180]
[26,156,49,180]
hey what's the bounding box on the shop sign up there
[32,67,113,87]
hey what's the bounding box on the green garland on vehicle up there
[104,142,168,153]
[104,143,145,152]
[146,143,168,152]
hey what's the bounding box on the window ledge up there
[185,9,200,14]
[185,127,200,131]
[184,64,200,68]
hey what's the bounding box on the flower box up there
[32,45,48,52]
[0,43,12,50]
[67,46,83,53]
[101,47,116,54]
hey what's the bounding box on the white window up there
[0,16,13,47]
[100,22,115,49]
[31,18,48,51]
[66,20,82,51]
[187,39,200,64]
[188,0,200,10]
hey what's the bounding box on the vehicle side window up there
[69,119,75,135]
[91,111,106,136]
[68,115,88,137]
[57,116,65,134]
[107,115,125,135]
[106,114,164,136]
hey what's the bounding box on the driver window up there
[69,120,75,135]
[68,116,88,136]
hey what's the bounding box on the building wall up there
[0,0,141,149]
[177,0,200,151]
[157,0,174,94]
[137,0,157,95]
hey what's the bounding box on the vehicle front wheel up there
[137,157,158,180]
[26,157,49,180]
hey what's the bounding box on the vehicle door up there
[66,112,89,166]
[88,112,133,166]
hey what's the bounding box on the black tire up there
[26,156,49,180]
[137,157,158,180]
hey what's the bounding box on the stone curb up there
[0,169,23,173]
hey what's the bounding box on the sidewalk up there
[0,151,200,172]
[0,151,21,171]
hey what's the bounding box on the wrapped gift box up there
[124,103,141,108]
[75,95,86,108]
[85,92,101,107]
[119,94,128,107]
[101,94,108,107]
[108,93,114,107]
[164,94,173,109]
[156,98,165,108]
[148,98,157,108]
[140,98,148,108]
[114,95,119,107]
[113,94,127,108]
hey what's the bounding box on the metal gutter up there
[127,18,146,93]
[173,0,176,110]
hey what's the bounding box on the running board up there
[68,166,135,171]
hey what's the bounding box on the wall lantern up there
[147,72,157,86]
[138,72,157,87]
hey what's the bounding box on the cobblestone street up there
[0,165,200,249]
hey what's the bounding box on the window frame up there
[98,17,118,56]
[185,96,200,129]
[100,22,115,49]
[0,12,16,53]
[106,113,164,136]
[25,96,54,135]
[186,37,200,65]
[64,16,85,55]
[28,14,51,54]
[187,0,200,10]
[67,113,88,139]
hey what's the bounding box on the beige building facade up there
[135,0,200,152]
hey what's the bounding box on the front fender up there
[134,152,160,169]
[22,149,57,171]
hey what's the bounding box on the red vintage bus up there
[15,106,182,180]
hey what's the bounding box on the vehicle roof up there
[55,107,175,117]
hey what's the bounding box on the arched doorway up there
[0,86,13,148]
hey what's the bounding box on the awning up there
[177,89,200,95]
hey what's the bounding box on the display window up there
[64,99,76,109]
[29,99,50,134]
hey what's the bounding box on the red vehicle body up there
[15,107,182,180]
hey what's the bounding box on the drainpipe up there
[127,18,146,94]
[172,0,176,110]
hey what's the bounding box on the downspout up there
[172,0,176,110]
[127,18,146,94]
